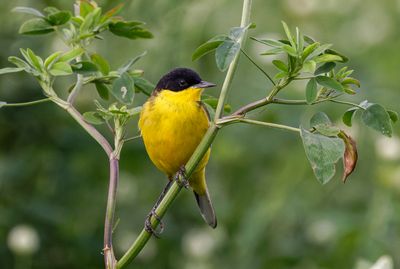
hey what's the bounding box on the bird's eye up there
[178,80,187,87]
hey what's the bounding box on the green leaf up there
[127,106,142,117]
[0,67,25,75]
[301,128,345,184]
[202,98,231,113]
[12,7,44,17]
[192,39,225,61]
[342,108,358,127]
[215,39,240,71]
[315,76,343,92]
[274,71,287,80]
[44,51,62,69]
[301,60,316,73]
[58,48,85,63]
[94,82,109,100]
[133,76,154,96]
[272,60,288,72]
[314,54,342,63]
[91,54,110,75]
[342,77,360,88]
[325,49,348,63]
[251,37,286,48]
[281,21,295,48]
[80,7,101,34]
[46,11,71,26]
[282,45,297,57]
[83,111,105,125]
[303,35,316,44]
[314,124,340,137]
[80,1,95,17]
[19,18,54,35]
[8,56,30,69]
[71,61,98,74]
[302,42,319,60]
[387,110,398,123]
[305,78,318,104]
[43,7,60,14]
[109,21,153,39]
[314,62,336,75]
[118,51,147,74]
[310,112,332,127]
[49,62,73,76]
[25,49,43,71]
[260,48,283,56]
[361,104,393,137]
[111,72,135,104]
[306,44,332,61]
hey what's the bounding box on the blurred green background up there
[0,0,399,268]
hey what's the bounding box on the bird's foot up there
[175,165,189,189]
[144,209,164,238]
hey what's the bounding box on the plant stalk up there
[0,98,51,107]
[214,0,253,121]
[117,0,253,267]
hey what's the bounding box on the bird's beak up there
[192,80,216,89]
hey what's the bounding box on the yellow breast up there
[138,88,210,178]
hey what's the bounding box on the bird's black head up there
[155,67,216,92]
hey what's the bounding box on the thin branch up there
[104,155,119,269]
[117,0,253,267]
[240,49,275,86]
[214,0,253,121]
[0,98,51,107]
[219,117,301,133]
[67,71,84,104]
[123,134,141,142]
[329,99,365,109]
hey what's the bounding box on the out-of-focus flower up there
[7,224,40,255]
[375,136,400,160]
[306,219,337,244]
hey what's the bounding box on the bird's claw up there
[175,165,189,189]
[144,209,164,238]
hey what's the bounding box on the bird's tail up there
[193,187,217,228]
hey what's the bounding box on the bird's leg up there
[174,165,190,189]
[144,180,173,237]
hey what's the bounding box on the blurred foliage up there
[0,0,399,269]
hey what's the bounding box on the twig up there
[67,70,84,104]
[218,117,301,133]
[240,49,275,86]
[0,98,51,107]
[214,0,252,122]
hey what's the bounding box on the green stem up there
[240,49,275,86]
[292,76,315,80]
[67,60,83,104]
[219,118,300,133]
[329,99,365,109]
[271,97,364,109]
[117,125,219,268]
[1,98,51,107]
[117,0,253,267]
[214,0,253,121]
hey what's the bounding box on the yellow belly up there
[138,88,210,184]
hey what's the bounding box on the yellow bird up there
[139,67,217,228]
